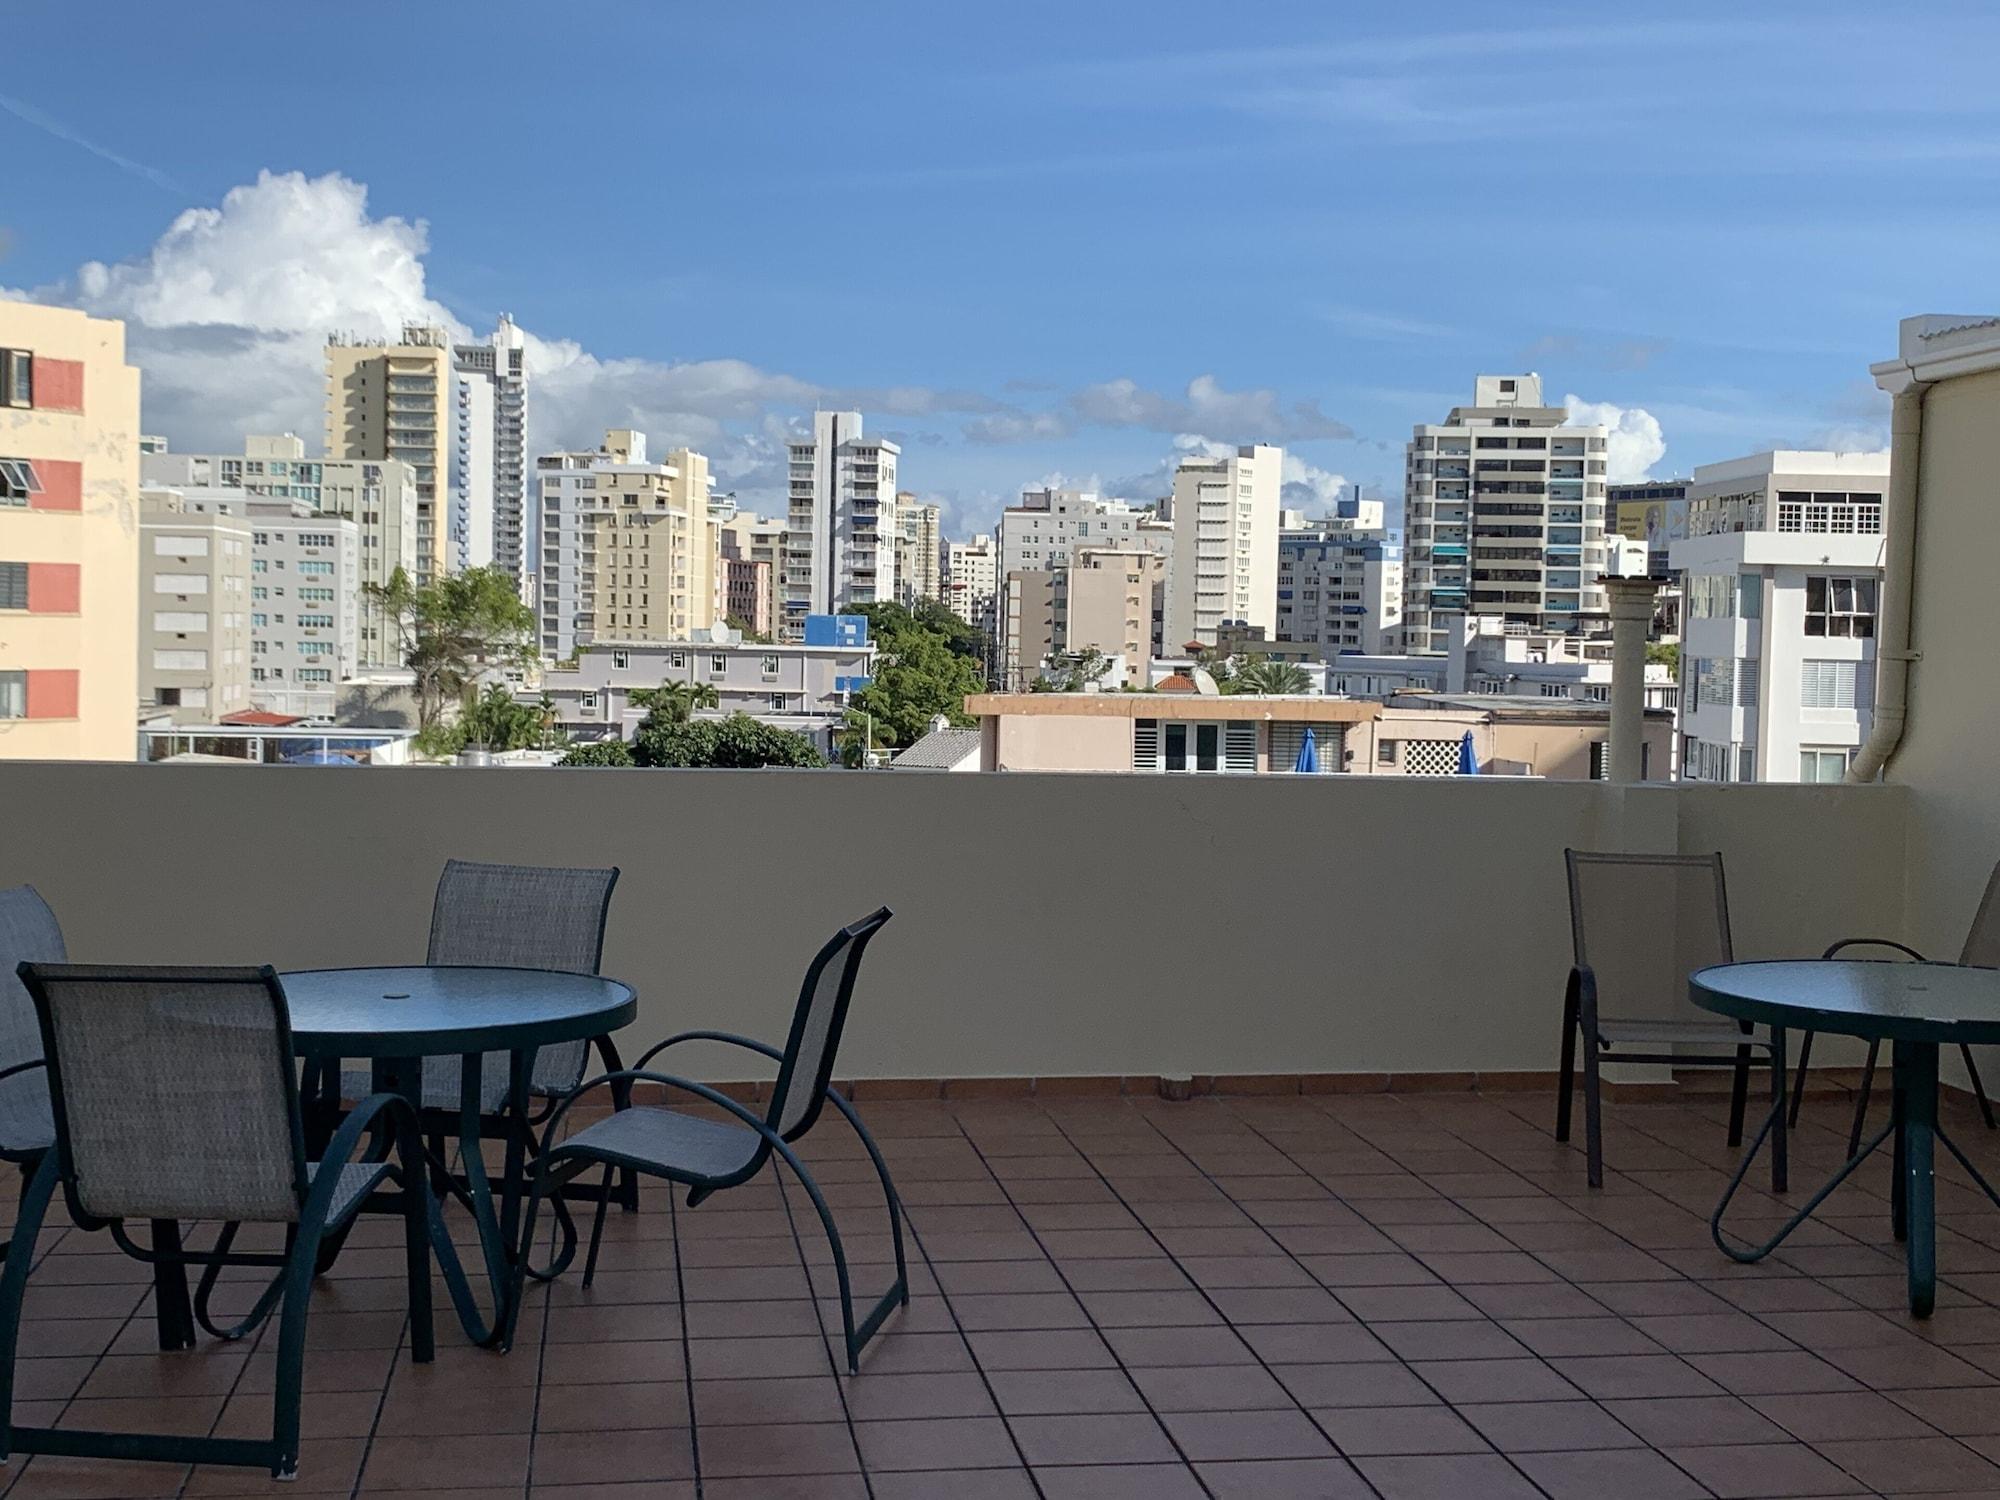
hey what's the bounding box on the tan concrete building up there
[142,435,418,669]
[964,689,1668,779]
[325,324,450,581]
[0,302,141,761]
[894,492,941,604]
[1001,546,1163,689]
[719,512,786,636]
[138,488,253,724]
[537,430,719,655]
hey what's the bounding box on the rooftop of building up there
[887,726,985,771]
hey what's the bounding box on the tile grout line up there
[980,1098,1371,1500]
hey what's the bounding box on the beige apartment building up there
[138,489,253,724]
[1002,546,1163,688]
[0,302,141,761]
[537,430,719,656]
[325,324,450,581]
[894,492,941,604]
[719,512,786,636]
[142,435,418,669]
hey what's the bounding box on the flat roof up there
[968,694,1379,724]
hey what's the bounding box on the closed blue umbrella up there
[1294,726,1318,775]
[1457,730,1480,776]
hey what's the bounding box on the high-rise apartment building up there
[247,501,362,717]
[1672,450,1890,784]
[945,534,998,635]
[1403,375,1611,653]
[0,303,141,761]
[1277,527,1404,657]
[998,489,1177,679]
[138,488,253,724]
[784,411,897,637]
[1160,444,1283,650]
[719,512,786,637]
[536,430,719,660]
[1002,546,1165,689]
[142,436,418,670]
[894,492,941,605]
[325,323,450,581]
[451,315,529,586]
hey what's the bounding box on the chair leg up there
[0,1155,59,1458]
[1769,1028,1789,1195]
[268,1230,321,1479]
[1726,1039,1752,1149]
[1850,1039,1882,1160]
[1788,1031,1815,1128]
[772,1145,864,1372]
[396,1121,434,1366]
[1961,1043,1996,1129]
[1582,1045,1605,1190]
[1555,983,1579,1144]
[581,1166,615,1289]
[824,1091,912,1316]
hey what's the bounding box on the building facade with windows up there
[138,488,253,724]
[893,492,941,605]
[247,501,362,717]
[1001,547,1164,690]
[998,490,1174,680]
[1276,527,1404,657]
[325,323,450,581]
[719,512,786,636]
[450,315,529,587]
[538,623,875,756]
[141,436,418,669]
[1403,375,1611,653]
[536,430,719,661]
[784,411,897,636]
[945,533,999,638]
[0,303,141,760]
[1671,449,1890,783]
[1160,445,1284,650]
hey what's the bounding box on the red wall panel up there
[25,669,79,720]
[28,459,82,511]
[33,358,84,413]
[26,562,81,613]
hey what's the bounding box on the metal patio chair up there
[1557,851,1788,1191]
[1789,858,2000,1155]
[0,965,433,1480]
[0,888,64,1259]
[506,907,908,1371]
[324,859,630,1269]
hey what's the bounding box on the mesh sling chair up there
[321,860,629,1273]
[504,907,907,1371]
[1558,851,1788,1191]
[1,965,434,1480]
[1789,859,2000,1156]
[0,888,63,1259]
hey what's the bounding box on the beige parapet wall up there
[0,767,1908,1083]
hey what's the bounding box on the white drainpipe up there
[1847,378,1927,783]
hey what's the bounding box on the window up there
[1804,575,1876,637]
[0,670,23,718]
[1800,747,1853,783]
[152,535,209,557]
[711,654,727,676]
[612,650,629,670]
[296,614,334,629]
[0,561,24,611]
[297,561,333,576]
[1800,659,1859,711]
[153,573,209,596]
[152,649,208,671]
[297,641,331,657]
[0,457,42,504]
[769,694,787,712]
[153,611,207,633]
[668,651,686,670]
[1377,738,1398,765]
[297,669,333,684]
[1589,741,1608,781]
[761,654,780,677]
[0,350,30,408]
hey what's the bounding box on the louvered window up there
[1800,659,1858,711]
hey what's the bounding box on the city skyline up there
[6,4,1997,536]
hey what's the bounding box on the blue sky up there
[4,1,1997,532]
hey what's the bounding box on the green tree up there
[630,679,719,724]
[366,566,536,733]
[1233,657,1313,695]
[833,708,888,768]
[723,614,775,644]
[634,711,826,768]
[838,602,984,748]
[1044,648,1113,693]
[1646,641,1681,676]
[557,738,636,767]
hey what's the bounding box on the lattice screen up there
[1402,738,1462,775]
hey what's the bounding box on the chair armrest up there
[633,1029,783,1071]
[1823,937,1928,962]
[1570,964,1601,1039]
[0,1058,45,1086]
[301,1091,419,1235]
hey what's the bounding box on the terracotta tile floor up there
[12,1086,2000,1498]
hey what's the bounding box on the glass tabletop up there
[279,965,637,1055]
[1692,960,2000,1043]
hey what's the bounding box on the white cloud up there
[1563,394,1667,482]
[1281,452,1350,513]
[1067,375,1351,441]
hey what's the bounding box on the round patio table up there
[287,966,637,1348]
[1693,959,2000,1317]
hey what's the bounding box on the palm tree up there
[1234,658,1313,695]
[631,679,719,724]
